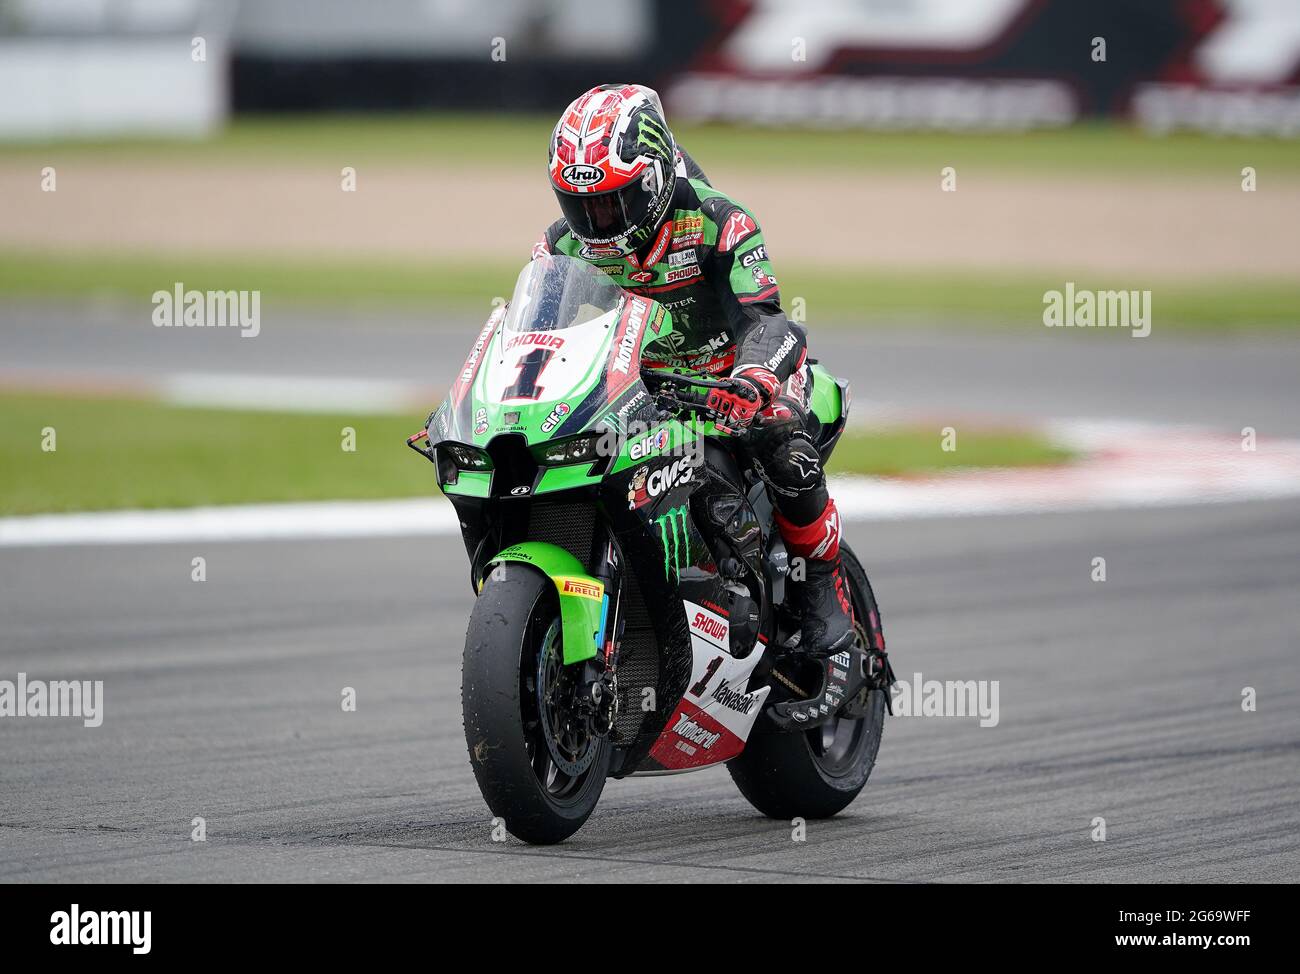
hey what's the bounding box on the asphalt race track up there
[2,498,1298,882]
[5,302,1300,432]
[2,303,1298,882]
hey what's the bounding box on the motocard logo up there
[672,216,703,246]
[672,713,721,750]
[459,315,500,384]
[613,299,649,374]
[711,679,758,716]
[561,163,604,187]
[665,264,702,284]
[506,332,565,351]
[691,609,729,647]
[630,427,670,460]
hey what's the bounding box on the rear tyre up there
[461,564,609,844]
[727,542,887,819]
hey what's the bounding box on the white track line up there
[3,422,1298,547]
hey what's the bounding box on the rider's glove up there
[707,366,781,433]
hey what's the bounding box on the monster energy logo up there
[655,504,690,582]
[637,115,672,160]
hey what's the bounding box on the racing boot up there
[774,499,855,658]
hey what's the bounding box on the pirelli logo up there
[559,578,604,601]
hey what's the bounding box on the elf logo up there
[630,427,670,460]
[672,713,721,749]
[540,401,570,433]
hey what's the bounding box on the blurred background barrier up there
[2,0,1298,514]
[3,0,1299,138]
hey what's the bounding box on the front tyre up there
[727,542,887,819]
[461,564,609,844]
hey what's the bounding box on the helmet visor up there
[555,182,654,245]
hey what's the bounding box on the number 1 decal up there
[690,656,724,698]
[503,348,555,401]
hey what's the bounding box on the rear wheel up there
[727,543,887,819]
[461,564,609,844]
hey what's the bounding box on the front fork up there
[579,535,625,737]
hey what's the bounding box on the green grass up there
[3,115,1298,175]
[0,393,1071,515]
[0,394,436,515]
[827,427,1072,477]
[3,250,1296,331]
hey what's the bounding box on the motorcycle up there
[408,254,889,844]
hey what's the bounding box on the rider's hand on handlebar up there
[707,367,781,433]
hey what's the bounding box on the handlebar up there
[641,369,738,425]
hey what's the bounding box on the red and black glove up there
[707,367,781,433]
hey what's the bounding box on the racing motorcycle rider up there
[532,83,888,676]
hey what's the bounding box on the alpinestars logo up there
[719,210,758,251]
[711,679,758,715]
[672,713,721,750]
[810,511,840,559]
[788,449,821,480]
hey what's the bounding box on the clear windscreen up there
[503,254,625,333]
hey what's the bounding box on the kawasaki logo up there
[654,504,690,581]
[711,679,758,716]
[764,333,797,371]
[613,299,649,374]
[672,713,720,749]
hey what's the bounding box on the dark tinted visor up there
[555,182,653,243]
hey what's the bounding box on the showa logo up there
[889,672,1000,728]
[152,282,261,338]
[1042,283,1151,338]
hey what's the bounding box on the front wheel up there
[461,564,609,844]
[727,542,888,819]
